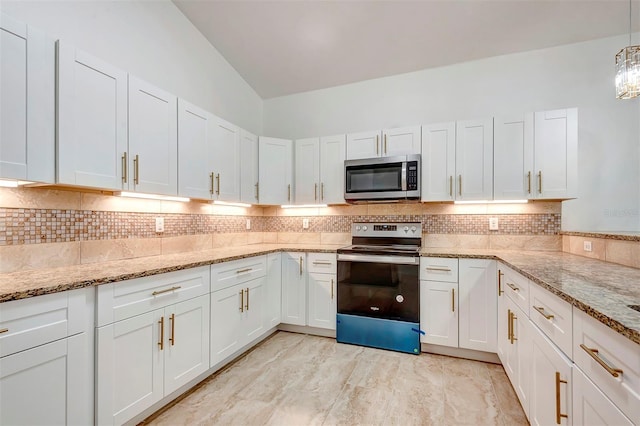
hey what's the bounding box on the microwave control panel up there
[407,162,418,190]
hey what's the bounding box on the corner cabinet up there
[258,137,293,205]
[211,116,240,202]
[0,14,55,183]
[240,129,259,204]
[281,252,307,325]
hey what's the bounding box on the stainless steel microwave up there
[344,154,421,203]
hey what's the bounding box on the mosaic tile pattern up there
[0,208,560,246]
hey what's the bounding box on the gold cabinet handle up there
[122,152,128,183]
[507,309,512,341]
[158,316,164,350]
[299,256,303,275]
[236,268,252,274]
[425,266,451,272]
[216,173,221,195]
[331,279,334,300]
[244,288,249,311]
[555,372,568,424]
[527,171,531,194]
[312,261,332,265]
[210,172,215,195]
[384,134,387,154]
[498,270,504,296]
[510,311,517,344]
[449,176,453,197]
[133,154,140,185]
[538,171,542,194]
[533,305,554,320]
[506,282,519,292]
[239,289,244,313]
[458,174,462,196]
[321,182,324,200]
[580,344,624,377]
[288,184,291,201]
[0,328,9,334]
[152,285,182,296]
[376,135,379,155]
[314,183,318,201]
[451,288,455,312]
[255,182,259,201]
[169,313,175,346]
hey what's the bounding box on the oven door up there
[337,253,419,322]
[344,156,407,201]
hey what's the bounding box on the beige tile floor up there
[144,332,528,426]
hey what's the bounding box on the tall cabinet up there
[240,129,259,204]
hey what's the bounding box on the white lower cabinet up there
[458,259,497,352]
[307,272,336,329]
[420,279,458,347]
[266,252,282,329]
[573,366,633,426]
[281,252,307,326]
[530,322,572,426]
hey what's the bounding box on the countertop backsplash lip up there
[1,244,639,347]
[561,230,640,242]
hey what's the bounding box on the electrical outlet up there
[583,241,592,252]
[246,219,251,230]
[155,217,164,233]
[489,217,499,231]
[302,218,309,229]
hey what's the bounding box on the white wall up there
[1,0,263,134]
[264,35,640,232]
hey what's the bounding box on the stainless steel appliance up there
[344,154,420,203]
[336,222,422,354]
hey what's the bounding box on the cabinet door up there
[455,119,493,200]
[573,367,633,426]
[57,43,128,190]
[164,295,210,395]
[458,259,497,352]
[493,114,534,200]
[319,134,346,204]
[533,108,578,199]
[506,296,532,420]
[307,272,336,330]
[240,129,259,204]
[530,324,572,426]
[382,125,421,157]
[243,276,266,342]
[266,252,282,329]
[294,137,320,204]
[210,285,245,367]
[212,116,240,201]
[0,334,88,426]
[177,99,214,199]
[128,76,178,195]
[96,310,164,425]
[419,280,458,347]
[0,15,55,183]
[258,137,293,205]
[496,279,509,365]
[346,130,381,160]
[421,122,456,201]
[281,252,306,326]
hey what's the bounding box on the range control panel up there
[351,222,422,237]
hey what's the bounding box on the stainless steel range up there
[336,222,422,354]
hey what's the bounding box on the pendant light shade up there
[615,0,640,99]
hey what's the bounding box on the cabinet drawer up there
[211,255,266,292]
[307,252,336,274]
[529,283,572,359]
[0,289,85,358]
[573,308,640,424]
[420,257,458,282]
[501,264,529,315]
[97,266,210,327]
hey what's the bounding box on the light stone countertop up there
[1,244,639,346]
[561,230,640,241]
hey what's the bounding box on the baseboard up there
[277,323,336,338]
[421,343,501,364]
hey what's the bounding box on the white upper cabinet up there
[493,114,534,200]
[533,108,578,199]
[211,116,240,202]
[240,129,259,204]
[421,122,456,201]
[57,42,128,190]
[0,14,55,183]
[128,76,178,195]
[319,134,346,204]
[294,137,321,204]
[455,119,494,201]
[177,99,214,199]
[382,126,421,157]
[258,137,293,205]
[346,127,420,160]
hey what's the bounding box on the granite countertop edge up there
[560,231,640,242]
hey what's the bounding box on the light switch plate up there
[583,241,592,252]
[155,217,164,233]
[303,218,309,229]
[489,217,499,231]
[246,219,251,230]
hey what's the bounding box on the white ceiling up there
[173,0,640,99]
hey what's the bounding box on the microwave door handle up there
[401,162,407,191]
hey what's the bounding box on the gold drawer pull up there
[239,290,244,313]
[451,288,455,312]
[425,266,452,272]
[245,288,249,310]
[216,173,221,196]
[506,282,519,292]
[0,328,8,334]
[507,309,512,341]
[169,313,175,346]
[152,286,182,296]
[498,270,504,296]
[236,268,252,274]
[312,261,333,265]
[510,311,518,344]
[133,154,140,185]
[122,152,128,183]
[210,172,215,195]
[331,279,334,300]
[158,317,164,350]
[533,305,554,320]
[580,344,623,377]
[555,372,568,424]
[299,256,303,275]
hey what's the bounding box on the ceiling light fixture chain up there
[615,0,640,99]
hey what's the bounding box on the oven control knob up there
[411,226,417,233]
[355,226,361,231]
[404,226,409,232]
[362,226,368,231]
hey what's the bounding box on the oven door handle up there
[337,253,419,265]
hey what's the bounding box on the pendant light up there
[615,0,640,99]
